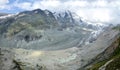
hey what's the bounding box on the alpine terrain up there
[0,9,119,70]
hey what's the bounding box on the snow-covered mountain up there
[54,10,107,29]
[53,11,108,45]
[0,9,108,50]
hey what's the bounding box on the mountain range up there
[0,9,107,50]
[0,9,119,70]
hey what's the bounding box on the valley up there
[0,9,119,70]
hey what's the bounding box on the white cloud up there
[76,8,113,22]
[14,2,32,10]
[110,1,120,8]
[0,0,10,9]
[64,1,89,7]
[32,0,61,10]
[91,0,107,7]
[0,0,9,5]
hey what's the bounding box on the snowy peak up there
[54,11,81,23]
[54,11,82,28]
[54,10,106,30]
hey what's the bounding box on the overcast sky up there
[0,0,120,23]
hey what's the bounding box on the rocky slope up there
[0,25,119,70]
[86,26,120,70]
